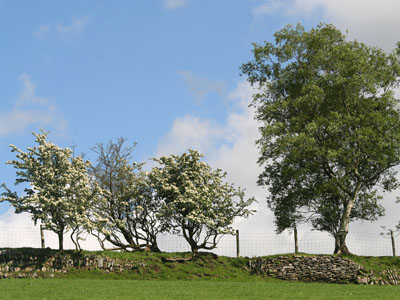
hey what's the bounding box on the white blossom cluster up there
[150,149,255,252]
[1,131,96,249]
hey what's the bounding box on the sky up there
[1,0,400,250]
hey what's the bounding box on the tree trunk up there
[334,231,350,255]
[70,228,81,251]
[147,233,162,252]
[334,193,360,254]
[190,244,199,257]
[149,241,161,252]
[333,184,362,255]
[58,231,64,250]
[182,226,199,256]
[294,226,299,254]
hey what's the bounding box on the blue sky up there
[1,1,281,161]
[1,0,400,238]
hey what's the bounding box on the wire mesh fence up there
[0,226,397,257]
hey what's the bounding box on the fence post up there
[236,229,240,257]
[40,225,45,249]
[294,226,299,254]
[390,230,396,257]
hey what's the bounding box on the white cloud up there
[0,208,35,229]
[253,0,319,18]
[0,74,67,137]
[56,16,90,38]
[177,70,226,102]
[156,81,253,158]
[157,116,224,155]
[163,0,187,10]
[253,0,400,51]
[33,16,90,39]
[33,24,51,38]
[312,0,400,51]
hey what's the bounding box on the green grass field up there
[1,279,400,300]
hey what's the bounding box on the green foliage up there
[1,131,96,250]
[150,150,255,253]
[241,23,400,253]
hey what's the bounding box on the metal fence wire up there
[0,227,397,257]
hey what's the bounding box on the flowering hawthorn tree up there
[150,149,255,254]
[1,131,95,250]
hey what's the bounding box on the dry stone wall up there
[0,249,147,279]
[248,255,400,285]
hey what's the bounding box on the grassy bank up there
[65,251,259,281]
[1,248,400,281]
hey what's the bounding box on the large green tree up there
[150,150,255,254]
[241,23,400,254]
[1,131,95,250]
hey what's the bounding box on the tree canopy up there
[241,23,400,254]
[1,131,95,250]
[150,149,255,253]
[89,138,167,252]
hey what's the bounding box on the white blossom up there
[1,131,97,250]
[150,149,256,253]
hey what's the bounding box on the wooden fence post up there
[236,229,240,258]
[40,225,45,249]
[390,230,396,257]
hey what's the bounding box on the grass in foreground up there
[1,279,400,300]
